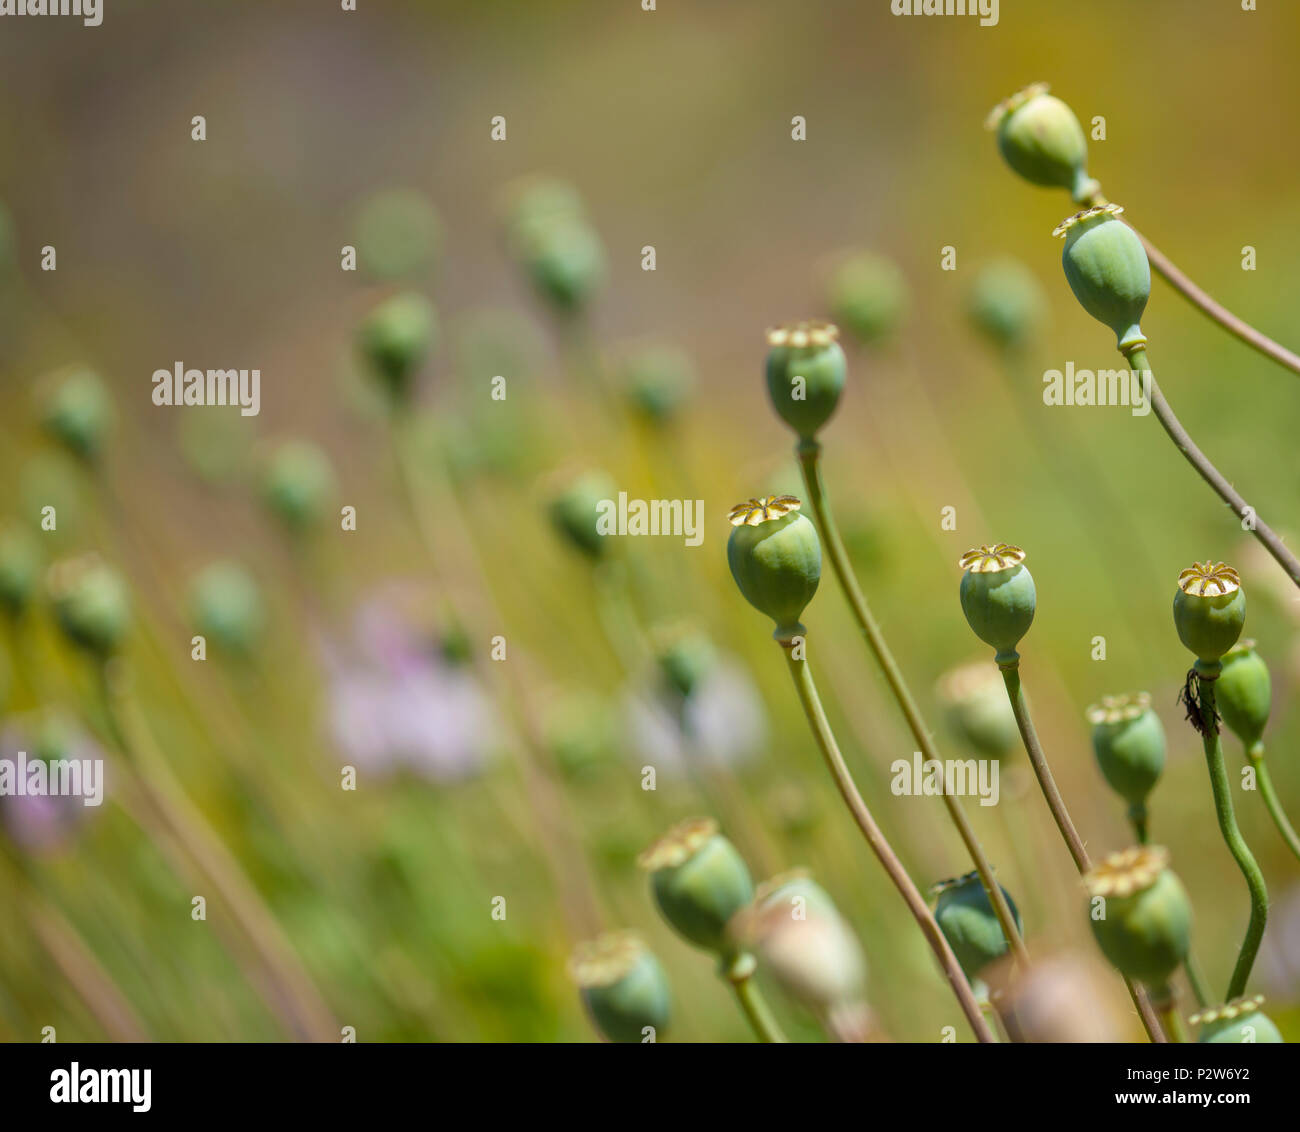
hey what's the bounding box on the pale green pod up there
[1193,995,1284,1044]
[47,555,131,658]
[1055,204,1150,352]
[1084,846,1191,991]
[958,544,1035,665]
[937,661,1019,759]
[1087,693,1166,812]
[1173,561,1245,669]
[726,497,821,644]
[933,871,1023,980]
[1216,641,1271,754]
[987,84,1096,201]
[189,561,265,657]
[570,932,671,1043]
[639,818,754,959]
[827,253,909,346]
[764,321,846,442]
[357,292,439,402]
[40,368,113,463]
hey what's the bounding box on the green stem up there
[999,660,1166,1043]
[1125,345,1300,590]
[1195,676,1269,1000]
[1249,745,1300,863]
[727,964,788,1043]
[1183,955,1212,1010]
[797,441,1028,969]
[1151,986,1187,1044]
[784,647,994,1042]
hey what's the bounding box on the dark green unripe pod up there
[958,544,1035,665]
[622,346,694,426]
[937,661,1019,759]
[933,871,1023,980]
[47,554,131,658]
[569,932,671,1043]
[1085,846,1192,990]
[261,440,336,532]
[354,188,442,281]
[652,624,717,700]
[357,292,438,402]
[1216,641,1271,754]
[1173,561,1245,670]
[1054,204,1150,353]
[547,470,615,561]
[40,369,113,462]
[726,496,821,644]
[189,561,265,657]
[826,254,909,346]
[968,258,1048,351]
[639,817,754,958]
[987,84,1097,202]
[764,321,846,442]
[1192,995,1284,1044]
[0,522,40,618]
[1087,693,1166,813]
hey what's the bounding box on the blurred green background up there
[1,0,1298,1042]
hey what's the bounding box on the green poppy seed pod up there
[826,253,909,347]
[986,83,1097,202]
[357,292,438,402]
[933,871,1023,980]
[1087,693,1166,813]
[261,440,336,532]
[40,369,113,463]
[622,346,695,426]
[1054,204,1150,352]
[734,871,871,1040]
[1216,641,1271,754]
[569,932,671,1043]
[726,496,821,644]
[189,561,265,657]
[651,624,717,700]
[1173,561,1246,670]
[937,660,1020,759]
[1192,995,1284,1044]
[968,258,1049,351]
[958,544,1035,665]
[47,554,131,658]
[547,470,615,561]
[0,522,40,618]
[638,817,755,959]
[354,188,442,281]
[518,216,606,315]
[1084,846,1192,990]
[764,321,846,442]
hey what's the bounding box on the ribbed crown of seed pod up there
[1087,692,1166,810]
[357,292,439,402]
[638,817,754,958]
[1173,561,1245,667]
[569,931,672,1043]
[189,561,265,657]
[968,258,1049,350]
[937,660,1020,758]
[932,870,1022,980]
[1191,994,1283,1044]
[47,554,131,658]
[958,544,1035,664]
[826,254,909,346]
[1083,846,1192,989]
[40,368,113,463]
[764,321,846,442]
[987,83,1097,202]
[260,440,336,531]
[1054,204,1150,353]
[726,496,821,644]
[1215,640,1271,753]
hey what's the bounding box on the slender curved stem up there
[1195,677,1269,1000]
[1125,346,1300,590]
[999,661,1166,1043]
[1151,987,1187,1044]
[728,968,788,1043]
[1084,190,1300,381]
[1183,956,1212,1010]
[1249,745,1300,863]
[797,441,1028,969]
[784,648,995,1042]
